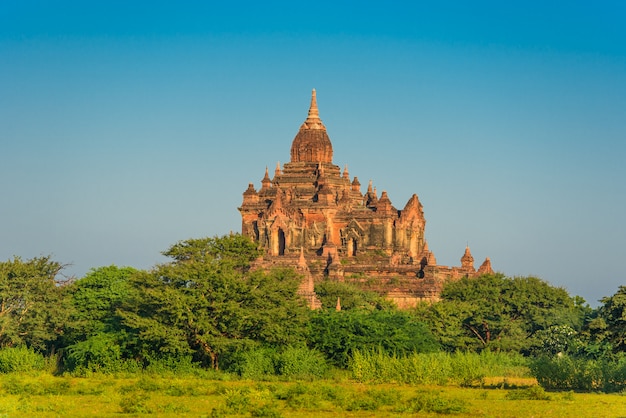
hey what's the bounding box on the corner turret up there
[461,246,475,270]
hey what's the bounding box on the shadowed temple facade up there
[239,90,493,309]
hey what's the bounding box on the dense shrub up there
[229,346,328,380]
[65,333,140,375]
[531,354,626,392]
[350,349,530,386]
[276,346,328,379]
[0,346,46,373]
[144,354,204,376]
[531,355,603,391]
[350,349,453,385]
[505,385,552,400]
[230,347,278,380]
[400,390,468,414]
[450,351,486,387]
[309,309,439,368]
[601,355,626,393]
[475,349,529,376]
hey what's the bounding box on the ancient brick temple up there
[239,90,493,309]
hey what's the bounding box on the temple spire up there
[260,166,271,192]
[291,89,332,162]
[298,247,307,268]
[308,88,319,119]
[300,88,325,130]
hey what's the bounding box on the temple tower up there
[238,90,493,308]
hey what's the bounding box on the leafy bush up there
[230,347,278,380]
[276,346,328,380]
[350,349,529,386]
[349,348,403,383]
[65,333,140,375]
[66,333,119,371]
[601,355,626,393]
[505,385,551,400]
[119,393,152,414]
[450,351,486,387]
[309,309,439,368]
[481,349,529,376]
[343,387,403,411]
[144,354,202,376]
[274,382,322,409]
[531,354,626,393]
[350,349,465,385]
[230,346,328,380]
[0,346,46,373]
[532,325,581,356]
[531,355,602,391]
[399,390,468,414]
[223,387,252,414]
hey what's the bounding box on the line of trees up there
[0,234,624,390]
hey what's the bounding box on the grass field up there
[0,373,625,417]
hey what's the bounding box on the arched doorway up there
[347,237,358,256]
[278,228,286,256]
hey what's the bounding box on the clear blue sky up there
[1,1,625,306]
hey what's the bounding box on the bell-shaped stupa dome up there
[290,89,333,163]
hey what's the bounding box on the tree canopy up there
[0,256,68,352]
[118,234,310,369]
[314,280,395,311]
[67,265,137,337]
[415,274,586,353]
[587,285,626,354]
[308,309,439,367]
[3,237,622,380]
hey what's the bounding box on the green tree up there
[595,286,626,353]
[308,309,439,368]
[414,299,477,351]
[63,265,139,371]
[119,234,310,369]
[314,280,395,311]
[532,324,582,356]
[162,234,261,268]
[416,274,584,353]
[0,256,69,352]
[67,265,137,337]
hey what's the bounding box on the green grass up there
[0,373,624,417]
